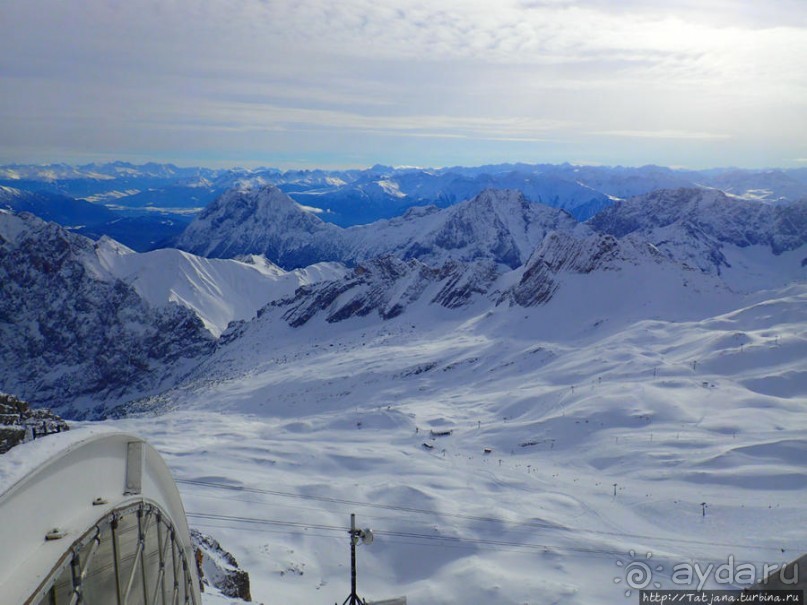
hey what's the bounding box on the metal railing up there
[27,501,198,605]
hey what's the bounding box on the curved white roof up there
[0,427,200,604]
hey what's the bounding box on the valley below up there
[2,174,805,604]
[97,278,806,604]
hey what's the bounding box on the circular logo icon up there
[614,550,664,597]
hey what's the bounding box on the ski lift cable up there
[177,477,799,553]
[188,490,448,527]
[189,519,617,557]
[184,511,792,563]
[186,511,628,559]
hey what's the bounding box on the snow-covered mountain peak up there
[202,185,324,228]
[176,185,340,266]
[465,187,529,209]
[177,186,582,270]
[95,235,135,257]
[233,254,286,276]
[401,204,441,220]
[588,187,732,235]
[589,188,807,276]
[431,188,582,268]
[0,209,106,278]
[0,208,33,245]
[95,241,347,337]
[588,187,799,244]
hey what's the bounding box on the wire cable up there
[186,511,625,560]
[177,477,801,554]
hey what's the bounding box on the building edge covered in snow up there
[0,427,201,604]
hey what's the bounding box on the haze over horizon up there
[1,0,806,170]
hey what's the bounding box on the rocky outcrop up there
[503,231,665,307]
[0,393,69,454]
[432,260,500,309]
[588,188,807,272]
[191,529,252,602]
[269,255,501,327]
[0,211,214,417]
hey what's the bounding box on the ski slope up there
[95,238,346,336]
[94,275,807,604]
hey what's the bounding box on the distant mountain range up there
[0,185,192,251]
[2,182,804,415]
[2,161,807,252]
[175,186,582,269]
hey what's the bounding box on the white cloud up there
[0,0,805,167]
[589,130,731,141]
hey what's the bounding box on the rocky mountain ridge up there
[2,185,804,415]
[176,186,582,270]
[589,188,807,274]
[0,210,214,416]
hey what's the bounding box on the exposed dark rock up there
[0,211,214,416]
[432,260,500,309]
[270,255,501,326]
[588,189,807,272]
[191,529,252,602]
[0,393,69,454]
[503,231,664,307]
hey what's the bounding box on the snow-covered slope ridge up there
[110,276,806,605]
[259,256,500,328]
[589,188,807,276]
[504,231,667,307]
[0,210,213,415]
[254,225,733,327]
[176,185,582,269]
[95,238,346,336]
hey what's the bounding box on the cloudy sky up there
[1,0,806,169]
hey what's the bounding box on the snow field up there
[98,282,806,604]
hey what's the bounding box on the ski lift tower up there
[339,513,406,605]
[342,513,373,605]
